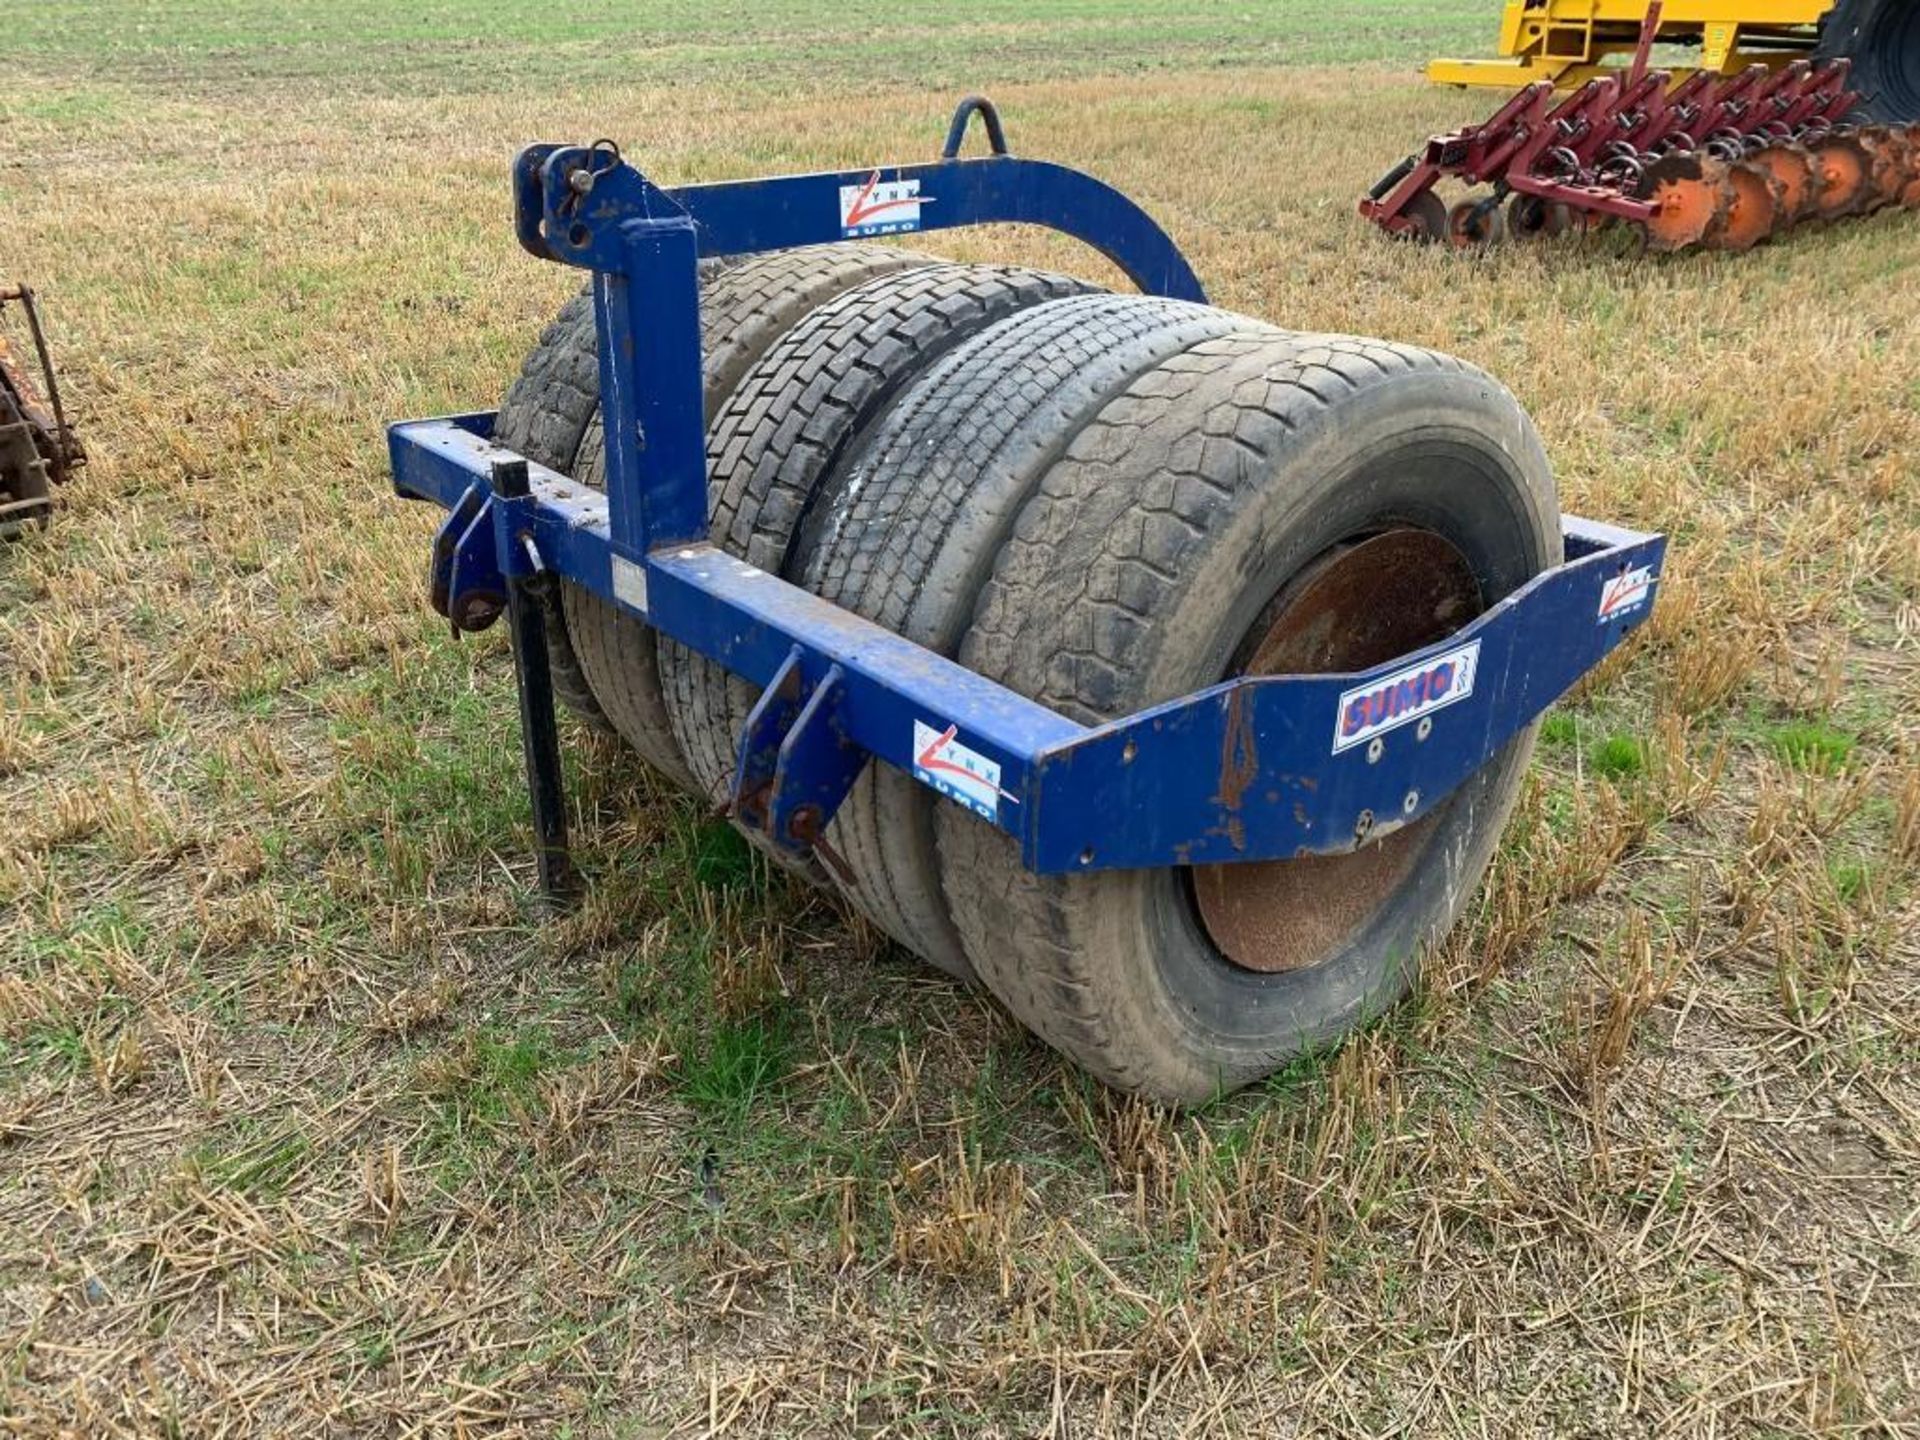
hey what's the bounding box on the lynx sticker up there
[1334,641,1480,753]
[912,721,1014,820]
[1598,565,1654,622]
[839,172,926,237]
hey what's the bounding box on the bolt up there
[1354,809,1374,843]
[1403,790,1419,815]
[1367,738,1384,764]
[786,804,824,842]
[1416,717,1433,741]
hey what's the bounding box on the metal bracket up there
[430,486,495,630]
[732,652,867,857]
[430,462,553,633]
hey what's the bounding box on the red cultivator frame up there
[1362,5,1920,252]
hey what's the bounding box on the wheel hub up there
[1811,136,1872,219]
[1191,529,1484,974]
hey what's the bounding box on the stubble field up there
[3,3,1918,1435]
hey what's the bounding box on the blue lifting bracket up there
[389,97,1665,899]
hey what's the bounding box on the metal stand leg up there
[492,459,576,906]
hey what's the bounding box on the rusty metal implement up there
[1363,4,1919,254]
[1,283,85,537]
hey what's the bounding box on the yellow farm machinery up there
[1364,0,1920,250]
[1430,1,1917,121]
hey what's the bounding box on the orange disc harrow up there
[1747,145,1819,226]
[1810,136,1873,220]
[1708,160,1784,252]
[1639,154,1732,252]
[1362,55,1906,258]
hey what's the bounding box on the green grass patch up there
[686,820,763,895]
[678,1015,793,1119]
[419,1024,562,1124]
[1765,721,1856,773]
[1539,712,1579,747]
[5,1,1491,95]
[1591,733,1645,780]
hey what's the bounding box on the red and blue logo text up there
[1333,641,1481,753]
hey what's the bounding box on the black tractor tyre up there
[491,245,933,738]
[658,263,1093,812]
[793,293,1260,979]
[1820,0,1920,123]
[936,332,1560,1105]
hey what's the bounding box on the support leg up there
[492,458,576,906]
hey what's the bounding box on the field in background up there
[3,2,1918,1435]
[8,1,1489,93]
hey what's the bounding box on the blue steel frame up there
[390,102,1665,878]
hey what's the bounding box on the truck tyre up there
[658,263,1092,810]
[792,293,1257,978]
[937,332,1560,1104]
[1821,0,1920,124]
[494,244,933,754]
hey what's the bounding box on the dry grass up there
[4,4,1920,1435]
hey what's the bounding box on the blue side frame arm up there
[390,417,1665,876]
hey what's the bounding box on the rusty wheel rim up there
[1446,198,1502,248]
[1811,136,1872,219]
[1191,530,1483,975]
[1639,153,1728,252]
[1708,161,1782,251]
[1399,190,1450,243]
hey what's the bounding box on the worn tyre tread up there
[522,245,934,779]
[938,332,1555,1101]
[1819,0,1920,124]
[660,262,1093,805]
[797,293,1261,977]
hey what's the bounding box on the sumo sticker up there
[1333,641,1481,753]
